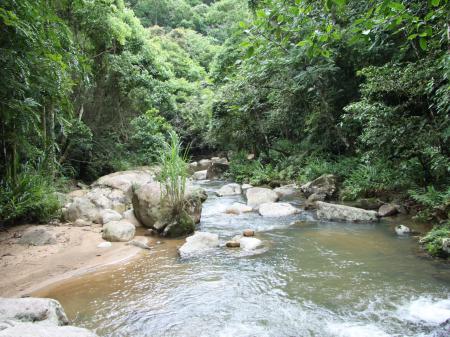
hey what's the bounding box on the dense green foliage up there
[1,0,449,256]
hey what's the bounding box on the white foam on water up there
[326,322,390,337]
[396,297,450,325]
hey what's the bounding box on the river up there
[36,180,450,337]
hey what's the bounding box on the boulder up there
[100,209,122,224]
[225,203,253,215]
[225,240,240,248]
[91,169,155,200]
[192,170,207,180]
[243,229,255,237]
[64,197,101,223]
[378,203,399,217]
[241,184,253,191]
[300,174,337,199]
[316,201,379,222]
[132,181,206,236]
[17,228,56,246]
[72,219,91,227]
[354,198,383,210]
[123,209,141,227]
[198,159,212,170]
[273,184,301,200]
[395,225,411,235]
[304,192,326,210]
[102,220,135,242]
[232,235,262,251]
[258,202,299,217]
[0,297,68,326]
[0,323,98,337]
[178,232,219,257]
[216,183,242,196]
[132,181,164,228]
[67,189,87,198]
[206,162,229,179]
[246,187,279,209]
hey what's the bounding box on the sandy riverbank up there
[0,223,155,297]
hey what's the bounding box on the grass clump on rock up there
[157,131,194,237]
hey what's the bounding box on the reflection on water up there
[36,180,450,337]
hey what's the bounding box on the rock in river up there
[378,203,399,217]
[232,235,263,251]
[258,202,299,217]
[395,225,411,235]
[0,324,99,337]
[178,232,219,257]
[100,209,122,224]
[225,203,253,215]
[316,201,378,222]
[102,220,135,242]
[246,187,279,209]
[216,183,242,196]
[192,170,207,180]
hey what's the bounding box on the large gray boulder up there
[0,298,68,326]
[258,202,299,217]
[0,323,98,337]
[378,203,399,217]
[64,197,101,223]
[246,187,279,209]
[225,203,253,215]
[178,232,219,257]
[100,209,122,224]
[316,201,379,222]
[300,174,337,199]
[132,181,207,236]
[198,159,212,170]
[216,183,242,196]
[192,170,207,180]
[123,209,141,227]
[102,220,135,242]
[91,169,155,200]
[273,184,301,200]
[17,228,56,246]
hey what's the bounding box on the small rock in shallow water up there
[395,225,411,235]
[225,203,253,215]
[126,240,151,250]
[243,229,254,237]
[378,203,399,217]
[239,237,263,250]
[226,240,240,248]
[97,242,112,248]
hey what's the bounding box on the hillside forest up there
[1,0,449,255]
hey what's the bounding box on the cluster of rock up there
[178,229,263,258]
[60,168,208,243]
[189,157,229,180]
[0,298,97,337]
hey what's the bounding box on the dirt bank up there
[0,223,155,297]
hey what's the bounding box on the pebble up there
[226,241,240,248]
[243,229,255,237]
[97,242,112,248]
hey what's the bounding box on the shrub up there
[420,222,450,257]
[0,166,60,225]
[409,186,450,221]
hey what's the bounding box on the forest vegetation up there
[0,0,449,254]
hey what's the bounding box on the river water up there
[38,180,450,337]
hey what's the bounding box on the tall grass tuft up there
[157,131,189,215]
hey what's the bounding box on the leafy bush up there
[409,186,450,221]
[129,109,172,165]
[340,161,408,201]
[227,152,279,185]
[0,167,60,225]
[420,223,450,257]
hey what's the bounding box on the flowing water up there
[37,180,450,337]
